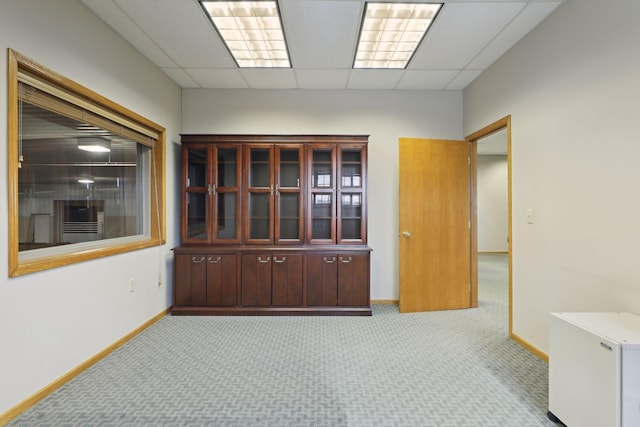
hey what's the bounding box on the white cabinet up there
[548,312,640,426]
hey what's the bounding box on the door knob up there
[401,231,411,238]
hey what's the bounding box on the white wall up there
[464,0,640,353]
[0,0,181,415]
[477,156,508,252]
[182,89,463,302]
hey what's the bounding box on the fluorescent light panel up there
[78,137,110,153]
[354,2,442,69]
[200,0,290,68]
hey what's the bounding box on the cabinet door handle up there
[207,256,222,264]
[257,256,271,263]
[323,256,336,264]
[273,256,286,263]
[191,256,205,263]
[207,183,216,195]
[340,256,352,263]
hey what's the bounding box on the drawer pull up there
[274,256,287,263]
[340,256,353,263]
[191,256,205,263]
[323,256,336,264]
[257,256,271,263]
[207,256,222,264]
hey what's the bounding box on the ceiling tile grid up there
[81,0,565,91]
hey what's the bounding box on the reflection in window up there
[313,194,331,205]
[341,175,361,187]
[341,194,362,206]
[18,104,148,252]
[312,172,331,188]
[18,105,147,251]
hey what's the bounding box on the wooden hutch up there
[172,135,371,316]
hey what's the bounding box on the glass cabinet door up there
[275,146,303,243]
[308,146,336,243]
[184,147,209,243]
[214,146,241,243]
[338,147,366,243]
[246,146,273,242]
[183,144,242,244]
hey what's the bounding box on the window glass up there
[18,104,150,254]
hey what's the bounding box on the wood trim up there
[371,299,399,305]
[171,306,372,316]
[478,251,509,254]
[181,134,370,144]
[469,140,478,308]
[11,239,163,277]
[7,49,20,278]
[0,308,170,425]
[511,332,549,363]
[466,116,509,142]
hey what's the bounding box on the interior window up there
[8,49,166,276]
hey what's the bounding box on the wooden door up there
[271,254,303,306]
[174,254,207,306]
[307,254,338,306]
[399,138,471,313]
[206,254,237,306]
[241,254,272,306]
[275,145,304,244]
[245,145,274,244]
[307,145,337,244]
[337,254,369,306]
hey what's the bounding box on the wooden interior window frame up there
[7,49,166,277]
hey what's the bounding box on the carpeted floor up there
[8,253,554,426]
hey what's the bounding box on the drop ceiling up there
[80,0,564,90]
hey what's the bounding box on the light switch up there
[527,209,534,224]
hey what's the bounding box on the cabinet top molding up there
[180,134,370,144]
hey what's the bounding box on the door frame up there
[465,115,512,335]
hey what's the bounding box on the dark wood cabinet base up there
[173,246,371,317]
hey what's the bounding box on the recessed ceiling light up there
[200,0,291,68]
[354,2,443,69]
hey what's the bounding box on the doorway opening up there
[466,116,512,336]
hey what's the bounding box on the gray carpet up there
[9,253,554,426]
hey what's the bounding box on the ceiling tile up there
[81,0,177,68]
[410,2,526,69]
[162,68,200,88]
[468,1,564,69]
[113,0,236,68]
[347,69,404,90]
[296,69,350,89]
[397,70,459,90]
[446,69,483,90]
[241,69,298,89]
[187,69,249,89]
[281,0,362,69]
